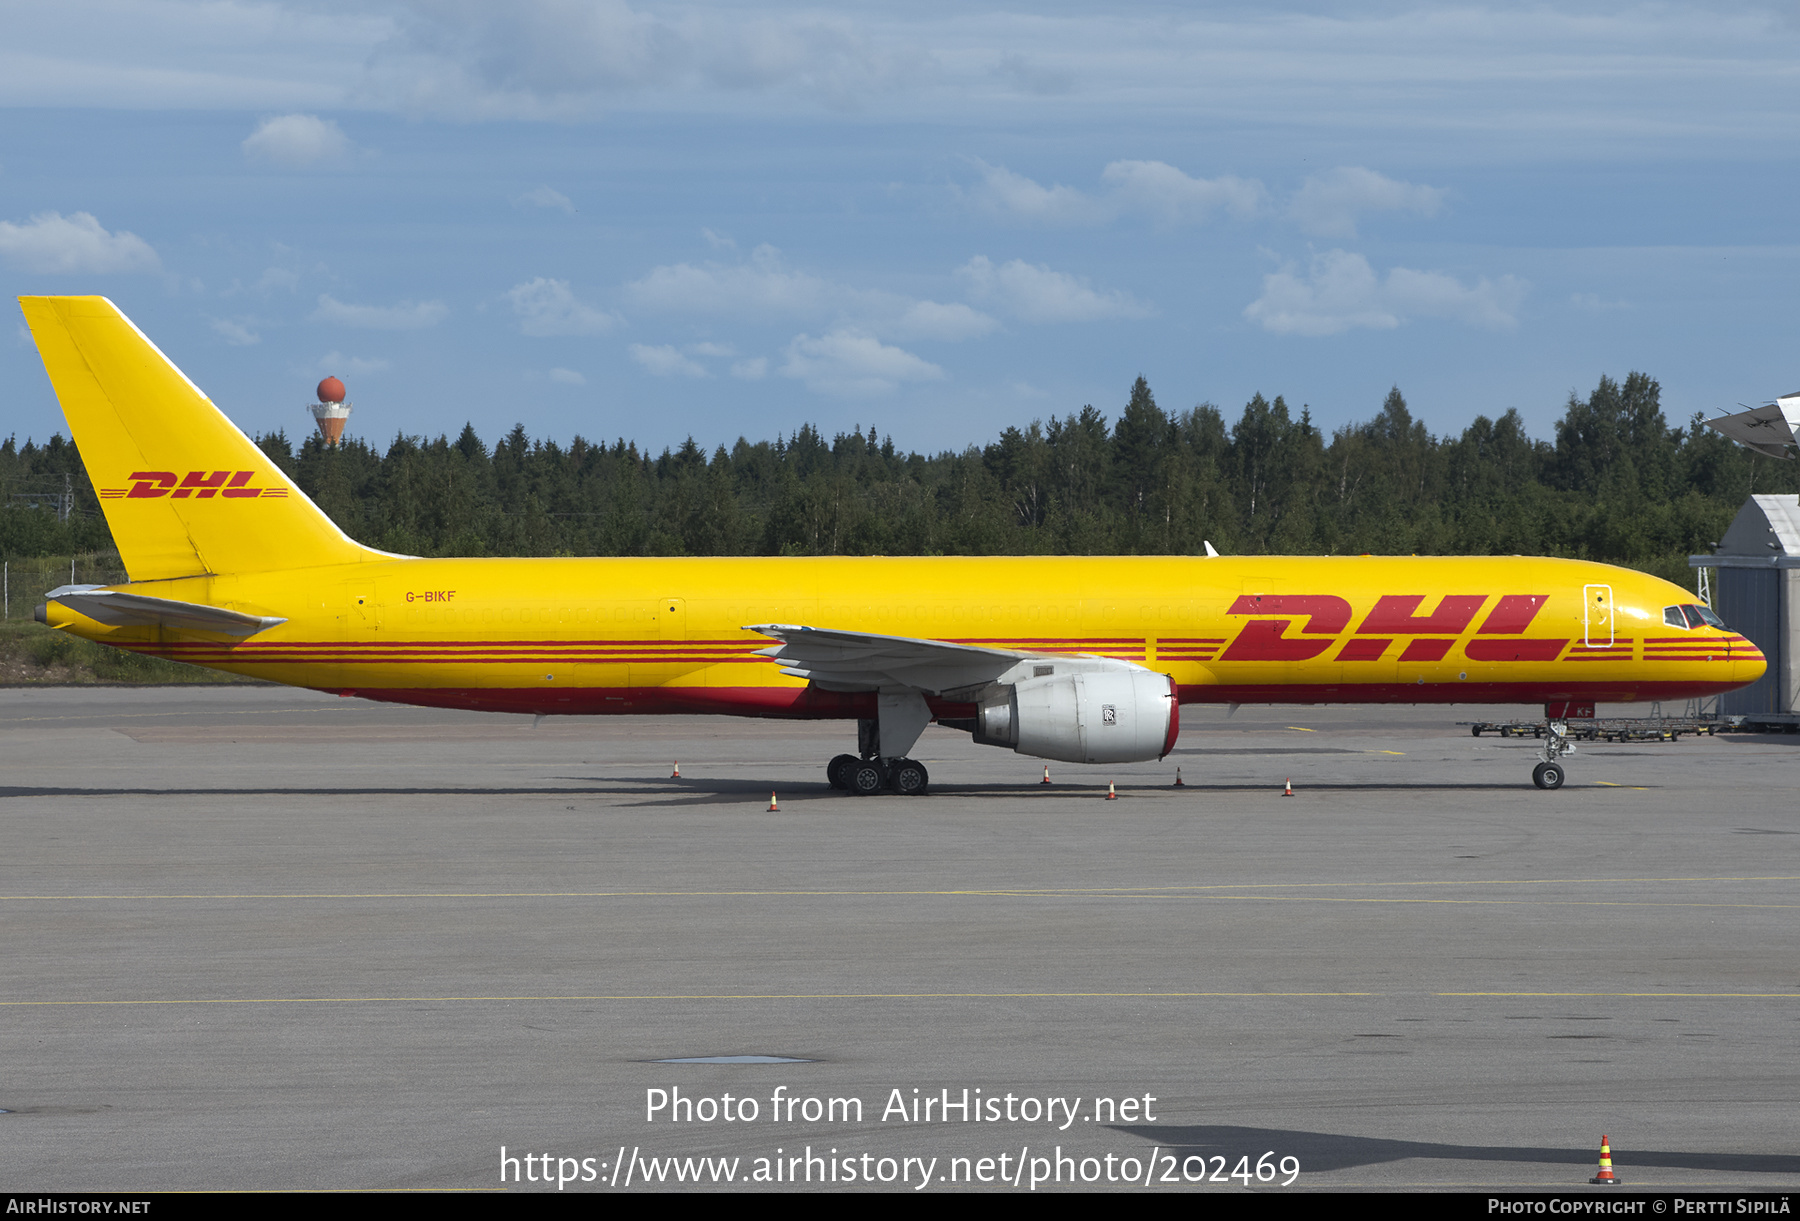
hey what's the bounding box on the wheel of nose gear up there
[1532,761,1564,790]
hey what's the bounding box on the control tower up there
[309,376,352,446]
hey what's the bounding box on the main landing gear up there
[826,715,930,795]
[827,753,930,796]
[1532,720,1574,790]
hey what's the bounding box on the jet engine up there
[970,668,1179,764]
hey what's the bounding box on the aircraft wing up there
[1705,396,1800,459]
[43,585,286,636]
[747,623,1034,694]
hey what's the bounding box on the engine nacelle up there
[973,668,1179,764]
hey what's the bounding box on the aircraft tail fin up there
[19,296,383,581]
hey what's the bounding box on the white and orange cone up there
[1173,767,1185,788]
[672,761,681,779]
[1105,781,1118,801]
[1041,765,1052,785]
[1282,778,1294,797]
[767,791,780,812]
[1589,1135,1619,1185]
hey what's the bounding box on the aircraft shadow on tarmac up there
[598,780,1621,805]
[1115,1123,1800,1176]
[0,777,1595,802]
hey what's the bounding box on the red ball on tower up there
[309,377,353,445]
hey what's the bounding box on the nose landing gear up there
[1532,720,1574,789]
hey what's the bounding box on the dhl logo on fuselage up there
[100,471,288,500]
[1220,593,1563,663]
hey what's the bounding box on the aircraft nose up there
[1731,640,1768,685]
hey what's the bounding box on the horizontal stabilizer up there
[41,585,285,636]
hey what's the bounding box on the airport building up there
[1692,494,1800,721]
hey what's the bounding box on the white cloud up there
[242,114,351,166]
[318,351,390,376]
[701,227,736,250]
[503,278,619,336]
[1100,160,1265,225]
[964,161,1104,225]
[630,343,710,378]
[687,341,736,358]
[731,356,768,380]
[627,244,996,341]
[210,317,260,346]
[892,300,998,342]
[780,330,943,396]
[312,294,447,330]
[0,211,159,274]
[628,243,835,315]
[516,185,575,213]
[966,159,1264,227]
[1244,249,1526,336]
[548,366,586,384]
[1287,167,1447,238]
[956,255,1149,323]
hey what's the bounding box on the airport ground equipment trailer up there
[1465,715,1727,742]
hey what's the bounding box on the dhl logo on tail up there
[102,470,287,500]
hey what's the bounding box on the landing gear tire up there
[888,758,929,796]
[849,761,886,796]
[1532,761,1565,790]
[826,754,859,790]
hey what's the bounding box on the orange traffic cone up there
[672,761,681,779]
[1282,778,1294,797]
[1041,765,1051,784]
[1173,767,1185,787]
[1105,782,1118,801]
[1589,1135,1619,1185]
[767,791,780,812]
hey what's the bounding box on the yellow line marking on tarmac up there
[3,875,1793,901]
[1377,750,1405,755]
[1285,726,1315,732]
[0,991,1375,1007]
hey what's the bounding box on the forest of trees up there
[2,372,1792,589]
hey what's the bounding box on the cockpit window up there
[1670,605,1728,630]
[1667,604,1727,629]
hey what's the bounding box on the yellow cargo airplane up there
[21,296,1766,792]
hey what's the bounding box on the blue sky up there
[3,1,1797,457]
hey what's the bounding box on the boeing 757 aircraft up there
[20,297,1766,792]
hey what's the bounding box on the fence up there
[2,552,129,620]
